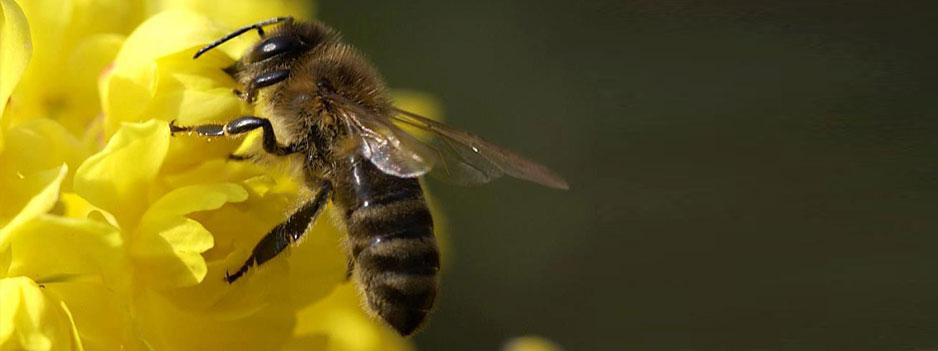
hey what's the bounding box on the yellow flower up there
[1,0,442,349]
[8,0,142,135]
[0,0,29,124]
[0,4,121,349]
[502,336,565,351]
[289,284,412,351]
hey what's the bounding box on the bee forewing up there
[325,91,568,189]
[330,93,437,178]
[391,108,569,190]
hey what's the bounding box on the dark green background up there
[319,1,938,350]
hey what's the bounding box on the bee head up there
[244,21,338,64]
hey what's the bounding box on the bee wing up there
[324,91,568,189]
[390,108,569,190]
[334,98,437,178]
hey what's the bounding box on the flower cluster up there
[0,0,432,350]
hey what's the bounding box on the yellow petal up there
[58,192,99,221]
[154,0,315,28]
[3,0,71,128]
[9,0,143,127]
[153,164,297,309]
[0,277,83,351]
[131,282,295,351]
[102,10,237,135]
[178,196,348,312]
[5,214,123,284]
[112,10,236,63]
[502,336,565,351]
[151,163,327,319]
[43,281,147,351]
[74,119,169,229]
[149,55,245,125]
[150,50,248,171]
[59,0,144,42]
[0,118,88,190]
[57,33,126,136]
[97,74,151,137]
[162,159,266,191]
[391,90,444,121]
[163,166,344,309]
[0,0,30,120]
[282,334,328,351]
[131,183,247,289]
[293,283,413,351]
[0,164,66,244]
[286,204,348,308]
[101,12,251,173]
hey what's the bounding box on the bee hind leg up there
[226,182,333,283]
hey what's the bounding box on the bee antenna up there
[194,16,294,59]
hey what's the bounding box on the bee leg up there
[169,119,224,136]
[223,116,296,155]
[226,153,253,162]
[226,182,333,283]
[240,70,290,103]
[169,117,297,156]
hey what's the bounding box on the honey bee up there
[169,17,568,335]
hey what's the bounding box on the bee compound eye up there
[251,36,301,62]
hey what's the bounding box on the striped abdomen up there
[334,157,440,336]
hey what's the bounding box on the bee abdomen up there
[359,240,438,335]
[346,194,440,336]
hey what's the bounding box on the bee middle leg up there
[226,182,333,283]
[169,116,296,156]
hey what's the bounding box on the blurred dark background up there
[320,1,938,350]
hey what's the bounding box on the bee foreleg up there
[241,70,290,103]
[226,182,333,283]
[224,116,296,156]
[169,120,224,136]
[169,117,297,156]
